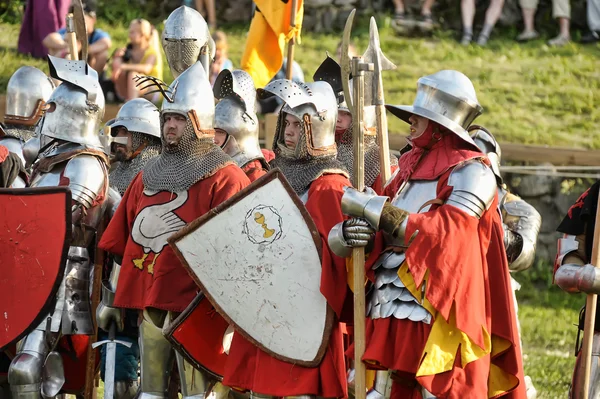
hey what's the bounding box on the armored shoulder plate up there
[446,159,497,219]
[502,197,541,272]
[63,155,107,209]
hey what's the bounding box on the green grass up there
[1,17,599,147]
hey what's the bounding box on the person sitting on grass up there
[111,18,163,104]
[42,2,111,76]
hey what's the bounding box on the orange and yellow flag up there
[241,0,304,88]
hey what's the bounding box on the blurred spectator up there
[391,0,436,32]
[461,0,505,45]
[581,0,600,43]
[210,31,233,85]
[18,0,70,59]
[516,0,540,41]
[110,19,163,103]
[195,0,217,30]
[42,2,111,75]
[546,0,571,45]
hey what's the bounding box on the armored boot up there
[8,328,65,399]
[139,309,176,399]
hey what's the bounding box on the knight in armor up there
[95,98,163,398]
[162,5,214,78]
[328,70,527,398]
[98,61,250,398]
[213,69,268,182]
[313,55,397,194]
[554,181,600,398]
[470,125,540,399]
[0,66,55,186]
[8,55,109,398]
[222,79,350,399]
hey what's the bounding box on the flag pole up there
[286,0,298,80]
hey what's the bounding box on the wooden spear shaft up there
[352,56,367,399]
[580,194,600,399]
[286,0,298,80]
[65,14,78,61]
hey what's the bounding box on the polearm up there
[579,194,600,399]
[342,9,374,399]
[65,14,78,60]
[286,0,298,80]
[364,18,396,186]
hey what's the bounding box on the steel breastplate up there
[385,179,438,247]
[366,179,439,325]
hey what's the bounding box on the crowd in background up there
[13,0,600,107]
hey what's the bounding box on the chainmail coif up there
[142,119,233,193]
[270,115,348,196]
[2,123,36,142]
[109,132,161,195]
[337,124,398,187]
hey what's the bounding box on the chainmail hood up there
[337,125,398,187]
[109,132,161,195]
[1,123,36,142]
[271,112,348,195]
[142,118,232,192]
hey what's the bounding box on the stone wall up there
[504,168,589,264]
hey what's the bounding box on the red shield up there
[0,187,71,351]
[164,293,229,379]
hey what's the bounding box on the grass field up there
[0,18,599,147]
[0,15,597,398]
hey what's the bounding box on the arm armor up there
[502,196,542,272]
[446,160,497,219]
[553,234,600,294]
[104,186,122,219]
[63,155,107,210]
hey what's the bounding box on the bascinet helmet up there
[5,66,55,126]
[39,56,105,149]
[258,79,338,160]
[213,69,262,165]
[162,6,214,78]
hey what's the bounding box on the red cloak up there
[222,173,351,397]
[355,129,526,399]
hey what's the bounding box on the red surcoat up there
[99,164,251,312]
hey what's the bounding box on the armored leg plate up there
[176,351,214,398]
[9,330,49,399]
[139,309,175,398]
[62,246,94,335]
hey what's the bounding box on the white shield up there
[168,170,333,367]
